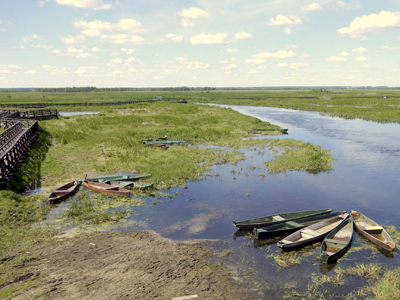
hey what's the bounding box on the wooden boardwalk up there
[0,109,57,188]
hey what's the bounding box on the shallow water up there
[47,104,400,298]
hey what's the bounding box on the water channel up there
[47,104,400,299]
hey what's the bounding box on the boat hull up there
[255,211,347,239]
[87,174,151,182]
[320,217,354,263]
[48,180,81,204]
[278,212,350,250]
[233,208,333,231]
[83,180,130,197]
[351,211,395,251]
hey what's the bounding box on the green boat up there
[233,208,333,231]
[98,179,154,189]
[87,174,151,182]
[143,140,187,145]
[320,217,354,263]
[254,211,347,239]
[252,128,288,132]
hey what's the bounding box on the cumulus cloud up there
[76,66,97,75]
[39,65,69,74]
[219,49,240,54]
[177,7,209,28]
[338,11,400,40]
[326,56,347,61]
[178,7,209,19]
[285,44,299,49]
[266,14,302,34]
[246,50,296,64]
[335,1,361,10]
[301,3,323,11]
[73,19,146,37]
[355,56,368,61]
[91,46,107,52]
[234,32,253,39]
[352,47,367,54]
[62,34,85,44]
[56,0,113,10]
[340,51,349,56]
[0,64,22,74]
[121,48,135,54]
[25,70,38,74]
[101,34,145,44]
[165,33,183,43]
[190,33,230,45]
[380,45,400,50]
[248,69,258,74]
[21,34,41,43]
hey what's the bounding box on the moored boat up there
[142,136,167,143]
[255,211,347,239]
[98,179,154,189]
[48,180,81,204]
[83,178,130,197]
[87,173,151,182]
[252,128,288,132]
[351,211,395,251]
[278,212,350,249]
[233,208,333,231]
[320,217,354,263]
[143,140,187,145]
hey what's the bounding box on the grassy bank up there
[2,89,400,123]
[35,101,334,189]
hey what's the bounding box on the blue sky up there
[1,0,400,88]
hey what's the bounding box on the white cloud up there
[253,50,296,59]
[248,69,258,74]
[277,63,289,67]
[380,45,400,50]
[56,0,113,10]
[21,33,41,43]
[176,56,188,61]
[335,1,361,10]
[234,32,253,39]
[0,64,22,74]
[285,44,299,49]
[178,7,209,19]
[352,47,367,54]
[166,33,183,43]
[338,11,400,40]
[154,53,166,57]
[106,70,123,76]
[121,48,135,54]
[39,65,69,74]
[355,56,368,61]
[222,64,238,71]
[32,44,54,50]
[326,56,347,61]
[219,49,240,54]
[25,70,37,74]
[340,51,349,56]
[76,66,97,75]
[186,61,210,69]
[73,19,146,36]
[266,15,302,34]
[62,34,85,44]
[179,18,194,28]
[301,3,323,11]
[290,63,309,68]
[101,34,145,44]
[266,15,302,26]
[190,33,230,45]
[91,46,107,52]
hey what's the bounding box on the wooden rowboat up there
[252,128,288,132]
[233,208,333,231]
[254,211,347,239]
[48,180,80,204]
[87,174,151,182]
[351,211,395,251]
[320,217,354,263]
[277,212,349,250]
[98,179,154,189]
[142,136,167,143]
[83,179,130,197]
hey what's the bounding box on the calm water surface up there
[49,105,400,299]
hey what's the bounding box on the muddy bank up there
[6,231,245,300]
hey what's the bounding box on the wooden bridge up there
[0,109,58,188]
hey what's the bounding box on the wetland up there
[1,89,400,299]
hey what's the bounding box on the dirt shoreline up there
[5,231,246,300]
